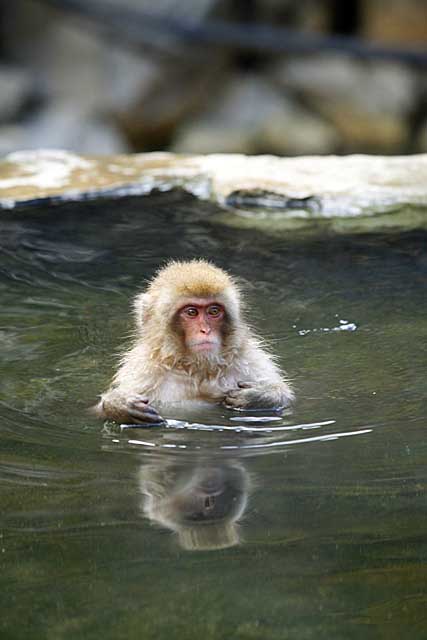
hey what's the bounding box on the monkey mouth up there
[190,340,219,352]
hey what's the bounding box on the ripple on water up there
[106,417,373,458]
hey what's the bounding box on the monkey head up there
[133,260,244,365]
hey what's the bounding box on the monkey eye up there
[184,306,198,317]
[207,305,222,317]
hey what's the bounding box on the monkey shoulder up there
[236,338,284,381]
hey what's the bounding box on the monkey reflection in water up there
[95,260,294,424]
[139,460,250,551]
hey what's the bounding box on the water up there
[1,191,426,639]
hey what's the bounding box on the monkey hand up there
[96,391,166,425]
[223,381,291,411]
[121,395,166,425]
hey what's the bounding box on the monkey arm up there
[93,342,166,425]
[93,388,166,425]
[223,341,294,411]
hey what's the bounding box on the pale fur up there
[96,260,294,421]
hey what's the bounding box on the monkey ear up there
[133,292,150,329]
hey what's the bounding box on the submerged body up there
[96,260,293,424]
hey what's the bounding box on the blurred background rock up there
[0,0,426,157]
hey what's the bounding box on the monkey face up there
[176,298,226,355]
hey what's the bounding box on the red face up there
[177,298,225,354]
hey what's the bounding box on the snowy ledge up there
[1,149,427,223]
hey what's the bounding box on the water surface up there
[1,192,427,639]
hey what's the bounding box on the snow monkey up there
[95,260,294,424]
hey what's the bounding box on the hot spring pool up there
[1,191,426,639]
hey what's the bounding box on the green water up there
[1,192,426,640]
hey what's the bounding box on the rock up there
[0,66,34,122]
[0,125,27,156]
[275,55,416,152]
[172,121,255,156]
[172,74,339,155]
[261,102,340,156]
[6,6,146,113]
[3,102,129,155]
[1,0,226,152]
[362,0,427,43]
[417,119,427,153]
[279,55,416,115]
[30,103,129,154]
[117,59,226,150]
[1,151,427,225]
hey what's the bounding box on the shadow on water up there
[1,191,427,639]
